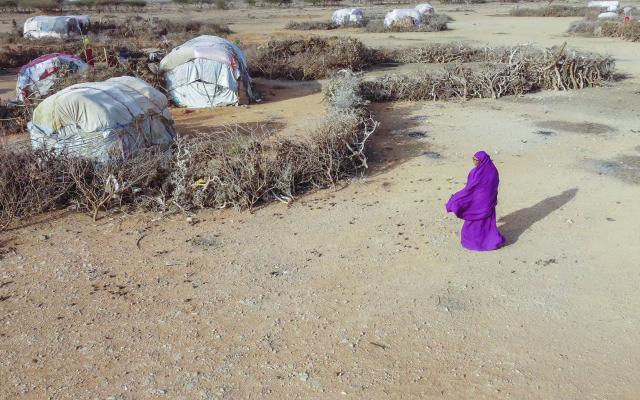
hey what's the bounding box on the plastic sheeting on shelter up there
[159,35,254,109]
[415,3,435,15]
[16,53,88,102]
[384,9,423,28]
[28,76,175,162]
[331,8,366,26]
[23,15,89,39]
[597,11,619,17]
[588,1,619,11]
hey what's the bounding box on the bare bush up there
[285,21,339,30]
[510,6,591,17]
[247,37,372,80]
[0,146,74,230]
[601,19,640,42]
[64,148,172,220]
[568,16,639,42]
[567,19,602,35]
[0,102,30,136]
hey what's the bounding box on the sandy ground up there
[2,3,640,399]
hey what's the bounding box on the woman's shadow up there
[498,188,578,246]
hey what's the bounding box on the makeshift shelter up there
[16,53,88,102]
[588,1,619,11]
[160,35,254,108]
[598,11,619,17]
[415,3,435,15]
[28,76,175,162]
[23,16,89,39]
[331,8,366,26]
[384,9,423,28]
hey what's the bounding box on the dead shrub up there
[247,37,372,80]
[600,19,640,42]
[567,18,602,35]
[285,20,339,30]
[510,6,590,17]
[0,102,30,136]
[63,148,173,220]
[568,14,639,42]
[0,146,74,230]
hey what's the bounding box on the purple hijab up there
[446,151,499,221]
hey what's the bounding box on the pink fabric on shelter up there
[20,53,79,73]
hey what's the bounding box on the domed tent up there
[415,3,435,16]
[331,8,366,26]
[23,16,89,40]
[159,35,254,108]
[384,9,423,29]
[28,76,175,162]
[17,53,88,102]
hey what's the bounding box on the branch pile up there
[247,37,372,80]
[362,44,615,101]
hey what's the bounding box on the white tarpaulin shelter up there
[16,53,88,102]
[415,3,435,15]
[598,11,619,18]
[23,15,89,39]
[28,76,175,162]
[331,8,365,26]
[160,35,254,108]
[588,1,619,11]
[384,9,423,28]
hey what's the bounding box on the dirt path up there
[2,4,640,399]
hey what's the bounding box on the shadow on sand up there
[498,188,578,246]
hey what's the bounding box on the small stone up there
[39,234,49,241]
[298,372,309,382]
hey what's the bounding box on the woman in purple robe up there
[446,151,505,251]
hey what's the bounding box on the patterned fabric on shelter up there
[159,35,254,108]
[28,76,175,162]
[16,53,88,102]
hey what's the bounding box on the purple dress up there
[446,151,505,251]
